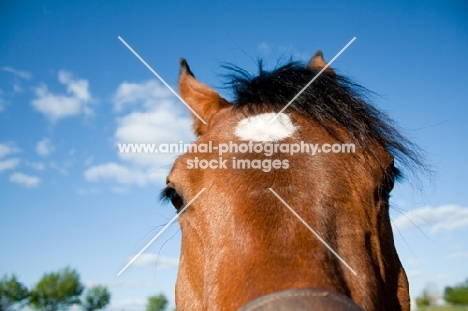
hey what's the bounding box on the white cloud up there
[84,162,151,186]
[76,187,100,195]
[27,161,45,170]
[406,258,423,267]
[1,67,32,94]
[0,143,20,172]
[9,172,40,188]
[109,298,147,310]
[113,80,172,112]
[36,138,54,156]
[392,205,468,234]
[85,280,156,289]
[0,158,20,172]
[1,66,32,80]
[0,90,7,112]
[84,156,93,166]
[115,107,193,168]
[113,80,193,168]
[0,143,20,158]
[58,71,90,100]
[133,254,179,269]
[49,161,69,175]
[447,251,468,259]
[31,71,92,121]
[13,83,23,93]
[407,270,423,278]
[257,42,272,55]
[84,80,194,187]
[111,186,128,194]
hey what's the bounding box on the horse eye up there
[161,186,184,211]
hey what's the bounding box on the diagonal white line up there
[117,187,206,276]
[117,36,207,125]
[268,188,357,276]
[268,37,356,124]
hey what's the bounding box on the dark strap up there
[237,288,364,311]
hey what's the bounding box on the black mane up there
[225,61,424,176]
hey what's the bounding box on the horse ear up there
[179,59,231,136]
[307,50,335,74]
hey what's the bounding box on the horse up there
[161,50,422,310]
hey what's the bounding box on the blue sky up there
[1,0,467,309]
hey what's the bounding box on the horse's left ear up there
[307,50,335,74]
[179,59,231,136]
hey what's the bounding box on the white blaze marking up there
[235,113,297,141]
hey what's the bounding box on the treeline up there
[416,278,468,309]
[0,267,110,311]
[1,267,172,311]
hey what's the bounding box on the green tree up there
[0,275,29,311]
[444,279,468,305]
[415,295,430,309]
[82,285,111,311]
[415,283,438,309]
[146,293,168,311]
[29,267,84,311]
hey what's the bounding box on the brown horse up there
[162,51,421,310]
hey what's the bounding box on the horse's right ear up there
[178,59,231,136]
[307,50,335,75]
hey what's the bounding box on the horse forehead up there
[234,113,298,142]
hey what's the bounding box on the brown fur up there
[168,54,410,311]
[307,50,335,75]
